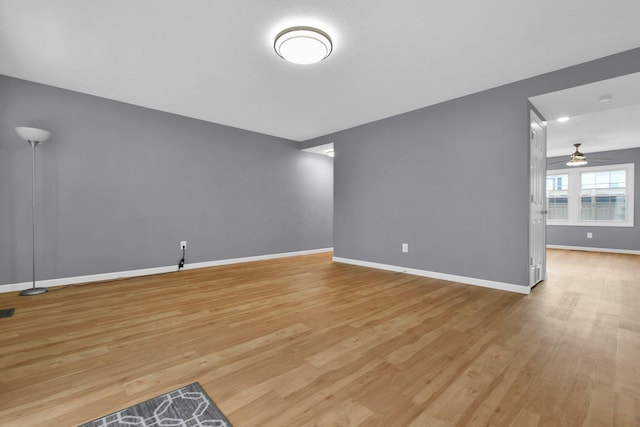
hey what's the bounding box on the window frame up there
[546,173,569,222]
[546,163,634,227]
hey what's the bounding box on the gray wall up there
[547,147,640,251]
[303,48,640,287]
[0,76,333,286]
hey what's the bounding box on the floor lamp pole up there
[16,127,51,296]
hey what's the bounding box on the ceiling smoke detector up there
[598,94,613,103]
[274,26,333,65]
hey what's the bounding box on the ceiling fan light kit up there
[549,143,611,168]
[567,143,587,166]
[567,159,588,166]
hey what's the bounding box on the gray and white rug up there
[78,382,232,427]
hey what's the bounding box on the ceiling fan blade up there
[546,157,610,167]
[548,143,613,168]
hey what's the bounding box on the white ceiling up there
[1,1,640,142]
[530,72,640,157]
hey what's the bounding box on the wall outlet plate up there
[586,232,592,239]
[180,241,187,249]
[402,243,409,253]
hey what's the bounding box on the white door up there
[529,110,547,286]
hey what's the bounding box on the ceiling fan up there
[547,143,608,167]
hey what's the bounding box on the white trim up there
[547,244,640,255]
[546,221,634,228]
[182,248,333,270]
[332,257,530,295]
[0,248,334,293]
[0,265,176,293]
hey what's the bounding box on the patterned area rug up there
[78,382,232,427]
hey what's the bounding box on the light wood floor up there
[0,249,639,426]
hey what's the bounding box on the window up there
[580,169,627,221]
[546,174,568,220]
[546,163,634,227]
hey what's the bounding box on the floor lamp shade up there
[16,126,51,296]
[16,127,51,143]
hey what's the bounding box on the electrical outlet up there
[586,232,592,239]
[180,241,187,249]
[402,243,409,253]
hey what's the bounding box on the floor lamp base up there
[20,287,48,296]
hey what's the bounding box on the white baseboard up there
[182,248,333,270]
[332,257,530,295]
[0,248,334,294]
[547,245,640,255]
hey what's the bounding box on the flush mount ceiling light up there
[274,26,332,65]
[556,116,571,123]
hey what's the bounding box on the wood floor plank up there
[616,328,640,399]
[0,249,639,426]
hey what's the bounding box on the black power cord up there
[178,245,186,271]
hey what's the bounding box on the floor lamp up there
[16,126,51,296]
